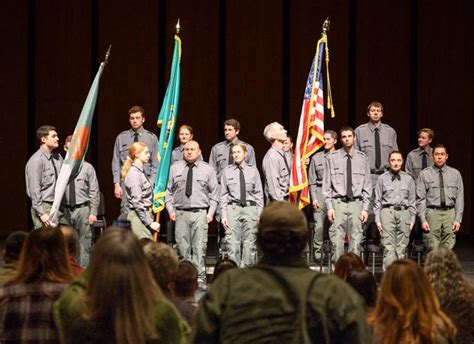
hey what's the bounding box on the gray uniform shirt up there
[373,171,416,223]
[354,122,398,171]
[416,165,464,223]
[124,164,154,226]
[112,127,158,184]
[165,160,219,217]
[322,149,372,211]
[209,139,256,181]
[262,146,290,202]
[308,150,329,203]
[25,147,63,216]
[63,162,100,216]
[171,144,203,164]
[405,146,433,181]
[219,163,264,219]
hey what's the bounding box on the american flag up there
[289,37,330,209]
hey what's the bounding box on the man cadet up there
[192,202,371,343]
[374,151,416,270]
[262,122,290,203]
[166,140,219,288]
[112,106,158,214]
[308,130,337,260]
[25,125,68,229]
[209,119,256,181]
[323,127,371,262]
[62,135,100,266]
[405,128,434,181]
[416,144,464,251]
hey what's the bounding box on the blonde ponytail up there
[121,142,147,180]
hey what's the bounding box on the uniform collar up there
[129,127,144,136]
[39,146,54,160]
[368,121,382,132]
[131,162,144,172]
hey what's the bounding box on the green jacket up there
[192,257,371,343]
[54,272,190,343]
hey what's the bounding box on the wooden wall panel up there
[166,0,220,159]
[225,0,283,166]
[98,0,159,219]
[417,2,473,234]
[1,0,29,233]
[355,0,412,153]
[289,0,350,142]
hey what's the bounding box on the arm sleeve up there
[262,155,284,201]
[207,169,219,218]
[373,177,383,223]
[361,157,372,211]
[246,145,257,166]
[416,173,428,223]
[148,134,159,184]
[455,172,464,223]
[127,175,153,226]
[87,165,100,216]
[407,177,417,223]
[219,173,229,220]
[26,159,45,215]
[308,157,318,203]
[322,158,333,210]
[111,136,122,184]
[165,168,176,215]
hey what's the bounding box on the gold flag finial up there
[104,44,112,64]
[176,19,180,34]
[322,18,330,35]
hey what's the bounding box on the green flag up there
[153,35,182,213]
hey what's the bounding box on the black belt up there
[177,207,207,213]
[383,205,407,211]
[64,202,90,210]
[336,196,362,203]
[228,200,257,207]
[370,168,386,175]
[315,183,323,187]
[427,205,454,210]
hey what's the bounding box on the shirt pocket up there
[197,179,208,189]
[227,181,239,195]
[446,182,458,199]
[41,168,55,189]
[119,145,129,161]
[315,164,325,179]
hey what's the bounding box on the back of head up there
[10,227,72,284]
[369,259,455,343]
[346,269,377,309]
[334,252,365,280]
[257,201,308,259]
[59,226,79,257]
[86,227,159,344]
[174,260,199,297]
[212,258,238,283]
[142,241,178,292]
[4,231,28,262]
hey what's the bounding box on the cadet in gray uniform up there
[122,142,161,239]
[354,101,398,204]
[171,124,203,164]
[112,106,158,215]
[220,143,264,267]
[416,144,464,251]
[308,130,337,260]
[25,125,68,229]
[62,135,100,266]
[209,119,256,181]
[166,140,219,285]
[262,122,290,203]
[374,151,416,270]
[323,127,371,262]
[405,128,434,180]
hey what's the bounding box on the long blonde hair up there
[85,227,161,344]
[120,142,147,180]
[368,259,456,343]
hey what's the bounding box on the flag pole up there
[154,20,180,241]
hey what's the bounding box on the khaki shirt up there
[165,160,219,217]
[25,147,63,216]
[416,165,464,223]
[373,170,416,223]
[322,149,372,210]
[219,163,264,218]
[209,139,256,181]
[405,146,433,180]
[354,122,398,171]
[111,127,158,184]
[63,162,100,216]
[124,164,154,226]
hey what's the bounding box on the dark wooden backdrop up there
[2,0,472,236]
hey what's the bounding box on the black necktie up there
[69,181,76,205]
[346,154,353,198]
[391,173,401,181]
[133,132,139,142]
[51,155,58,184]
[228,143,234,165]
[422,151,428,169]
[185,164,194,197]
[239,166,246,205]
[374,128,381,169]
[282,152,290,172]
[439,169,446,207]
